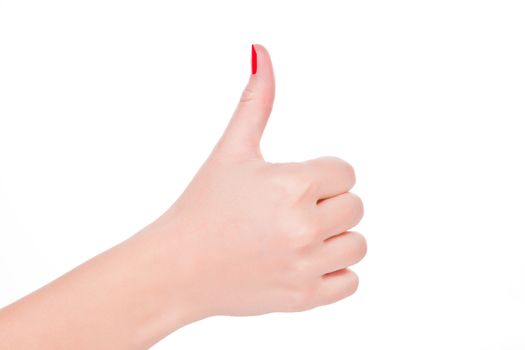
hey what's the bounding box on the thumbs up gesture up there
[156,44,366,319]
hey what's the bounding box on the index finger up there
[303,156,356,201]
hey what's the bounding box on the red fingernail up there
[251,44,257,75]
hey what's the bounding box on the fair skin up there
[0,44,366,349]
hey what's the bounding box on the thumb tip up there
[247,43,275,102]
[251,44,274,76]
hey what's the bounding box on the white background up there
[1,1,524,349]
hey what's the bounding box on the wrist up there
[124,220,206,348]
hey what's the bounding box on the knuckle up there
[352,193,364,212]
[327,270,359,304]
[328,156,356,186]
[240,86,256,103]
[272,166,318,202]
[283,225,315,250]
[358,235,368,260]
[285,284,317,312]
[289,172,318,199]
[320,269,359,306]
[286,289,308,312]
[347,271,359,295]
[290,215,320,249]
[348,193,364,221]
[311,156,356,189]
[287,258,310,278]
[321,155,345,163]
[345,231,367,263]
[341,162,356,187]
[352,232,367,258]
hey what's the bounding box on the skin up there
[0,44,366,349]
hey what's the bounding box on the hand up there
[0,44,366,350]
[152,44,366,319]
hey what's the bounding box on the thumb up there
[216,44,275,160]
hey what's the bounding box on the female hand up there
[149,44,366,319]
[0,44,366,350]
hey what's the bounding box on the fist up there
[156,44,366,318]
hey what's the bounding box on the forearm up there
[0,221,200,350]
